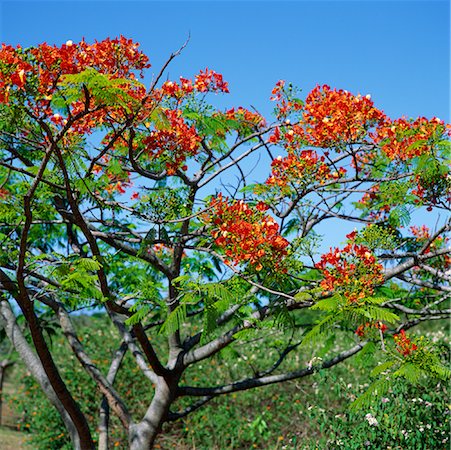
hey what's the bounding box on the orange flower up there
[266,150,346,190]
[356,321,388,337]
[316,238,383,303]
[205,194,289,271]
[301,85,385,147]
[372,116,447,160]
[393,330,418,356]
[142,109,201,174]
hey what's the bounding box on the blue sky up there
[1,1,449,122]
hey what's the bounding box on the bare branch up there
[178,342,365,397]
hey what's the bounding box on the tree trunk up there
[0,299,86,449]
[0,364,5,426]
[128,377,176,450]
[98,342,128,450]
[98,397,110,450]
[0,359,14,426]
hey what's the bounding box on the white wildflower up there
[365,413,379,426]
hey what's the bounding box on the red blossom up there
[205,194,289,271]
[266,151,346,190]
[301,85,386,147]
[371,116,448,160]
[355,321,388,337]
[270,80,286,101]
[0,188,9,199]
[268,126,281,143]
[142,109,201,175]
[393,330,418,357]
[0,37,150,134]
[316,240,384,303]
[224,107,266,129]
[194,68,229,93]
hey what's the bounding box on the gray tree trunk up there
[129,378,174,450]
[0,359,14,426]
[0,299,83,449]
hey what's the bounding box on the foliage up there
[10,320,450,449]
[0,36,449,449]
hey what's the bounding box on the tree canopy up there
[0,37,449,449]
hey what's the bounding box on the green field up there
[0,426,30,450]
[2,318,449,449]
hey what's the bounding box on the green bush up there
[10,317,450,449]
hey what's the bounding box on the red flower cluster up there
[355,321,388,337]
[194,68,229,93]
[142,109,201,175]
[393,330,418,357]
[270,80,286,102]
[411,169,451,209]
[357,184,380,207]
[92,155,131,195]
[105,177,131,195]
[409,225,449,267]
[159,78,194,98]
[30,37,149,94]
[356,184,394,220]
[302,85,385,147]
[0,37,150,132]
[206,194,289,271]
[384,117,448,160]
[372,117,447,160]
[158,69,229,100]
[0,44,33,101]
[225,107,266,129]
[0,188,9,199]
[316,233,384,303]
[410,225,431,241]
[266,151,346,189]
[270,80,303,118]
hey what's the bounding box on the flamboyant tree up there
[0,37,449,449]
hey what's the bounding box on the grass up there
[0,426,30,450]
[5,318,451,449]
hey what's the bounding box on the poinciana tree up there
[0,37,449,449]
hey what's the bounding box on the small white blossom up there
[365,413,379,426]
[307,356,322,370]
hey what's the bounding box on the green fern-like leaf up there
[77,257,102,272]
[429,363,451,380]
[200,303,220,344]
[393,362,423,384]
[354,341,377,365]
[370,360,396,377]
[311,294,342,312]
[301,313,340,348]
[125,304,152,326]
[350,377,390,411]
[233,328,259,341]
[159,304,187,335]
[355,305,399,324]
[364,297,388,305]
[271,305,294,330]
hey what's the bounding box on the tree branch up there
[178,342,365,397]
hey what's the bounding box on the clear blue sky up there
[0,1,449,122]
